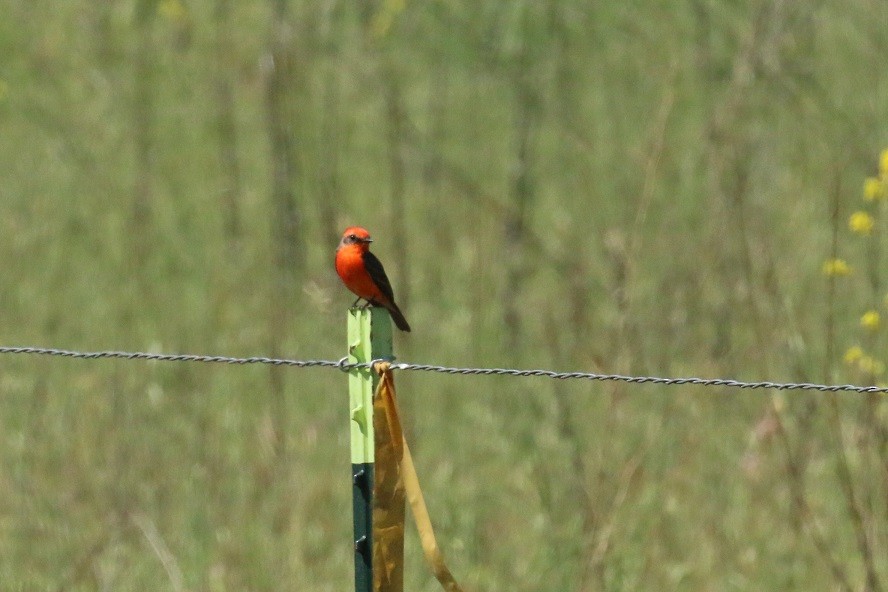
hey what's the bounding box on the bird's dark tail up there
[386,302,411,332]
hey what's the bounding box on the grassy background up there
[1,0,887,589]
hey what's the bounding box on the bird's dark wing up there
[362,250,396,303]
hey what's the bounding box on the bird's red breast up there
[335,245,389,304]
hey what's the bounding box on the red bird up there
[335,226,411,332]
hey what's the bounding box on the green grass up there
[1,0,887,589]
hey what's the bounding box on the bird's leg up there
[361,299,379,310]
[351,297,363,308]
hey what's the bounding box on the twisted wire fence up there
[1,345,885,394]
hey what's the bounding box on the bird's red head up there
[338,226,373,251]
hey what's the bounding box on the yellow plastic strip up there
[372,363,465,592]
[372,364,405,592]
[401,438,464,592]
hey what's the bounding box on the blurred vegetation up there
[1,0,888,589]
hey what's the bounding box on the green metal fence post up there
[347,306,393,592]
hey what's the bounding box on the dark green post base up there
[352,462,374,590]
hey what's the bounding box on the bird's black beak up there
[362,238,373,244]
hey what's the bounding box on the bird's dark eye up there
[348,234,357,241]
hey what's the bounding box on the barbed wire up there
[0,346,342,369]
[1,345,886,394]
[387,362,888,393]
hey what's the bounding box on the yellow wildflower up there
[880,148,888,181]
[858,355,885,376]
[158,0,187,23]
[371,0,406,38]
[849,211,875,235]
[844,345,864,365]
[822,258,851,276]
[864,177,885,202]
[861,310,881,331]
